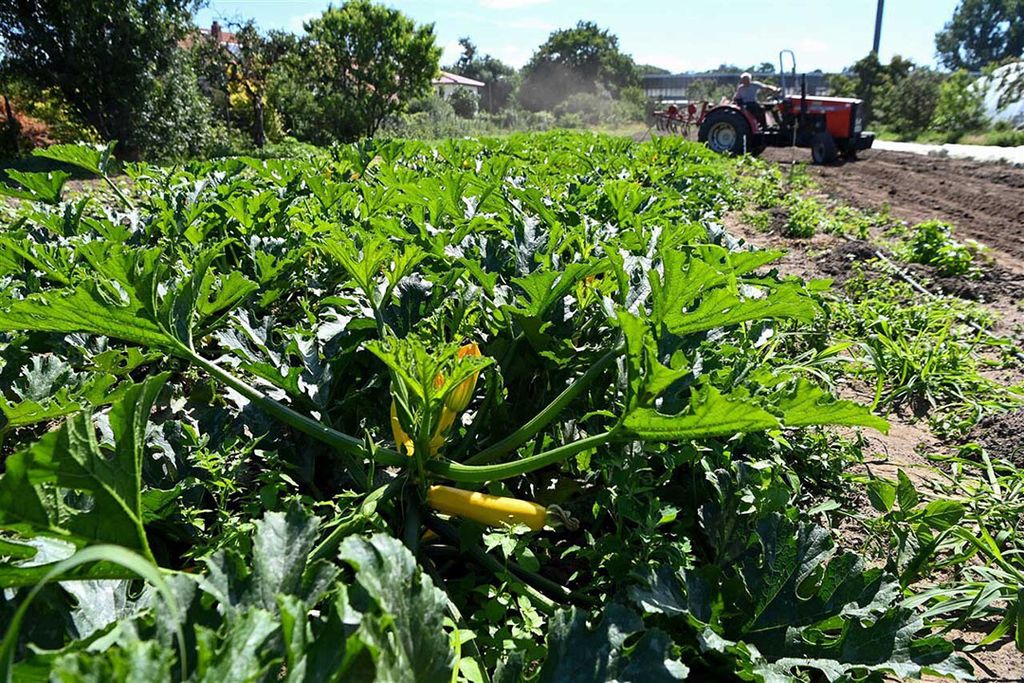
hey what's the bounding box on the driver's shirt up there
[736,82,769,103]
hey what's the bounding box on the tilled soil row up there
[761,147,1024,275]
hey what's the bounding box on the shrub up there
[267,58,327,145]
[130,50,213,161]
[616,86,649,121]
[554,91,613,125]
[875,67,943,138]
[930,69,988,139]
[448,87,479,119]
[0,77,100,153]
[965,127,1024,146]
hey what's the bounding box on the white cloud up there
[287,11,319,33]
[441,40,463,66]
[488,43,534,68]
[479,0,552,9]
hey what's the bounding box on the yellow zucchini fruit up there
[391,401,448,457]
[390,400,414,456]
[427,485,548,530]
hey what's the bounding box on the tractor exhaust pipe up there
[801,74,807,119]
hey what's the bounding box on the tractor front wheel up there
[811,133,838,164]
[698,109,754,156]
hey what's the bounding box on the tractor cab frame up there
[697,50,875,164]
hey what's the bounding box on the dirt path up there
[761,148,1024,275]
[726,214,1024,682]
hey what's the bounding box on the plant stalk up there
[104,174,135,211]
[425,517,557,615]
[464,345,620,465]
[183,348,612,485]
[428,430,614,483]
[185,349,406,486]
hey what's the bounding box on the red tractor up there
[697,51,875,164]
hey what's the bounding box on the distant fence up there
[642,71,832,101]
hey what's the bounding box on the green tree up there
[448,37,517,113]
[448,86,479,119]
[193,21,295,148]
[304,0,441,140]
[832,53,916,125]
[936,0,1024,70]
[267,47,324,144]
[687,78,735,104]
[636,64,670,75]
[875,65,943,138]
[0,0,203,158]
[930,69,988,138]
[519,21,637,112]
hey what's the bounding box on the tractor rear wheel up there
[811,133,838,164]
[698,109,753,156]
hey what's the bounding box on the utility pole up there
[872,0,884,54]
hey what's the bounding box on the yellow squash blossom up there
[391,342,481,458]
[445,343,481,413]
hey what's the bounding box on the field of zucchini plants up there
[0,132,1020,681]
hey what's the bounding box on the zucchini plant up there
[0,134,974,682]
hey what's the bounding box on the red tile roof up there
[432,71,485,88]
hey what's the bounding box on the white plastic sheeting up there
[975,62,1024,129]
[873,139,1024,167]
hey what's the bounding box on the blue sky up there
[196,0,960,73]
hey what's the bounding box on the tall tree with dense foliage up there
[832,53,917,124]
[519,21,637,112]
[935,0,1024,70]
[193,20,294,148]
[835,54,940,137]
[304,0,440,140]
[449,37,517,113]
[0,0,206,158]
[874,65,943,137]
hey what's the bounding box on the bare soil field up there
[761,148,1024,274]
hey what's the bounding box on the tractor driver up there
[734,72,779,126]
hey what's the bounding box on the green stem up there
[310,476,406,562]
[449,334,523,461]
[425,517,557,615]
[464,345,620,466]
[428,430,614,483]
[310,515,369,564]
[420,559,492,683]
[185,350,406,486]
[103,174,134,211]
[182,348,613,485]
[403,491,422,556]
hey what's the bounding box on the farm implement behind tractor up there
[653,50,875,164]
